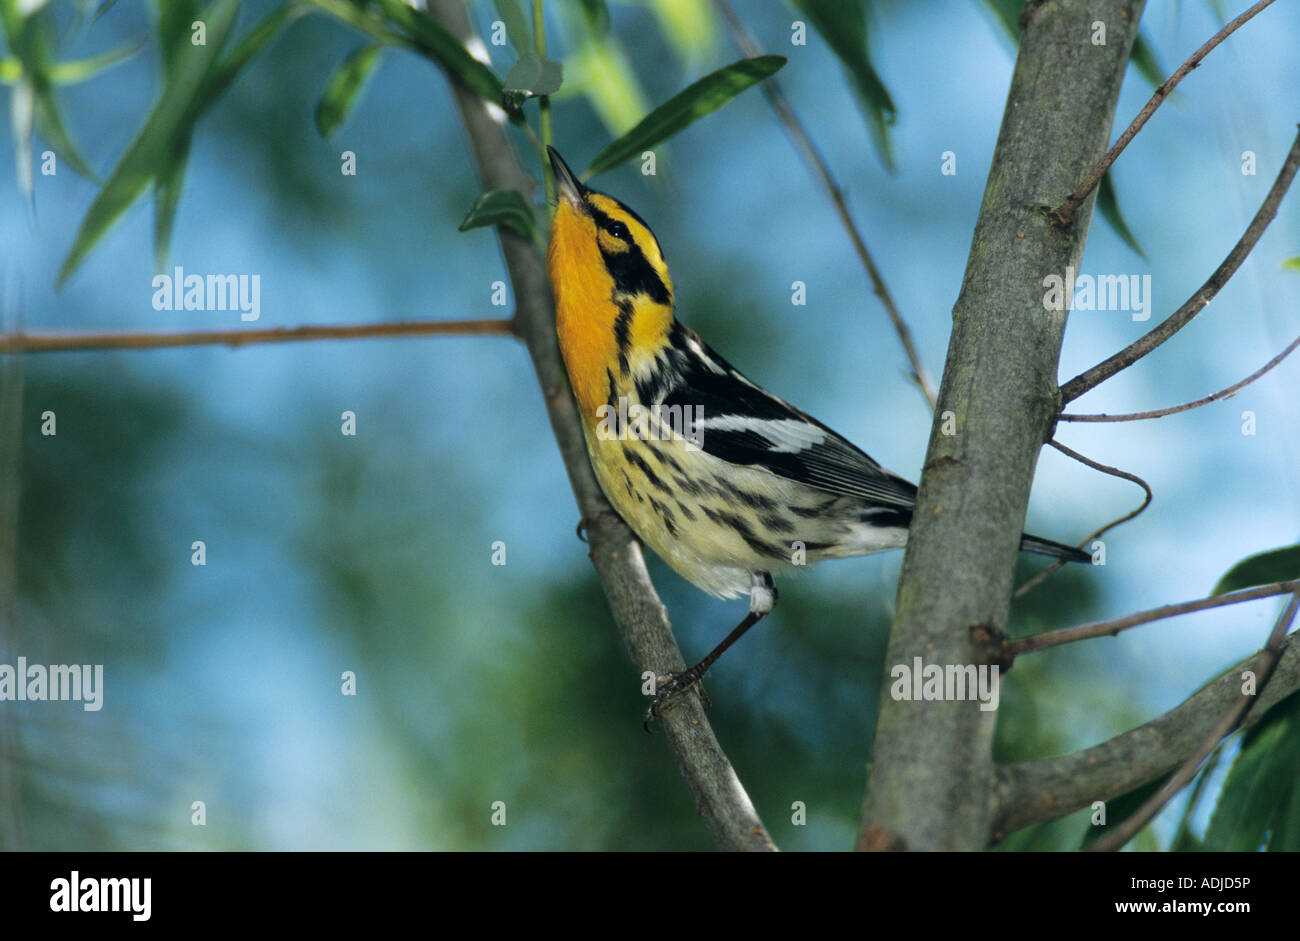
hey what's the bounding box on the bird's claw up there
[642,670,709,732]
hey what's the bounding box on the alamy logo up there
[151,266,261,321]
[0,657,103,711]
[595,397,703,450]
[1042,265,1151,322]
[889,656,1000,712]
[50,871,150,922]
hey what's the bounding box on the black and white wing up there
[654,324,918,509]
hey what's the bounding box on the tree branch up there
[858,0,1145,852]
[713,0,936,408]
[1049,0,1279,224]
[423,0,774,851]
[0,319,515,353]
[1086,589,1300,851]
[1010,579,1300,657]
[1059,128,1300,404]
[1059,332,1300,422]
[993,618,1300,838]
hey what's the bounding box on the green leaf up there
[458,189,536,241]
[585,54,785,178]
[573,0,610,36]
[0,40,144,85]
[32,77,97,179]
[158,0,203,79]
[562,36,650,138]
[315,42,383,138]
[1212,544,1300,596]
[1128,33,1164,88]
[199,1,297,109]
[646,0,715,64]
[1282,257,1300,272]
[791,0,895,170]
[57,0,240,287]
[372,0,503,106]
[1098,171,1146,260]
[1204,691,1300,850]
[503,50,562,106]
[152,131,192,270]
[492,0,530,54]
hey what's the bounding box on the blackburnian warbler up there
[544,147,1089,713]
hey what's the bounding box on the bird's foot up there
[642,667,710,732]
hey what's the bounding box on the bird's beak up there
[548,146,584,209]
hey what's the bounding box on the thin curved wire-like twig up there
[1012,439,1153,598]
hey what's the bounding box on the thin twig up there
[0,319,515,354]
[713,0,936,409]
[1050,0,1279,223]
[1012,439,1153,598]
[1086,588,1300,852]
[1060,332,1300,422]
[1060,127,1300,404]
[1011,579,1300,657]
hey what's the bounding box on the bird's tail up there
[1019,533,1092,564]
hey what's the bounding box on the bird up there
[543,146,1090,717]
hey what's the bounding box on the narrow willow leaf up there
[585,54,785,178]
[33,80,97,179]
[1204,691,1300,851]
[42,40,144,84]
[1128,33,1164,88]
[458,189,536,241]
[373,0,502,105]
[791,0,895,170]
[573,0,609,36]
[1212,544,1300,596]
[315,43,383,138]
[1281,257,1300,272]
[153,131,192,270]
[5,7,97,183]
[199,2,297,109]
[1098,171,1146,259]
[492,0,530,54]
[646,0,715,64]
[563,36,649,138]
[57,0,239,286]
[158,0,202,79]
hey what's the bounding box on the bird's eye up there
[607,221,630,240]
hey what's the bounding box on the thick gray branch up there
[994,635,1300,837]
[424,0,774,851]
[858,0,1146,851]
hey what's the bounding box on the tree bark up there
[859,0,1146,851]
